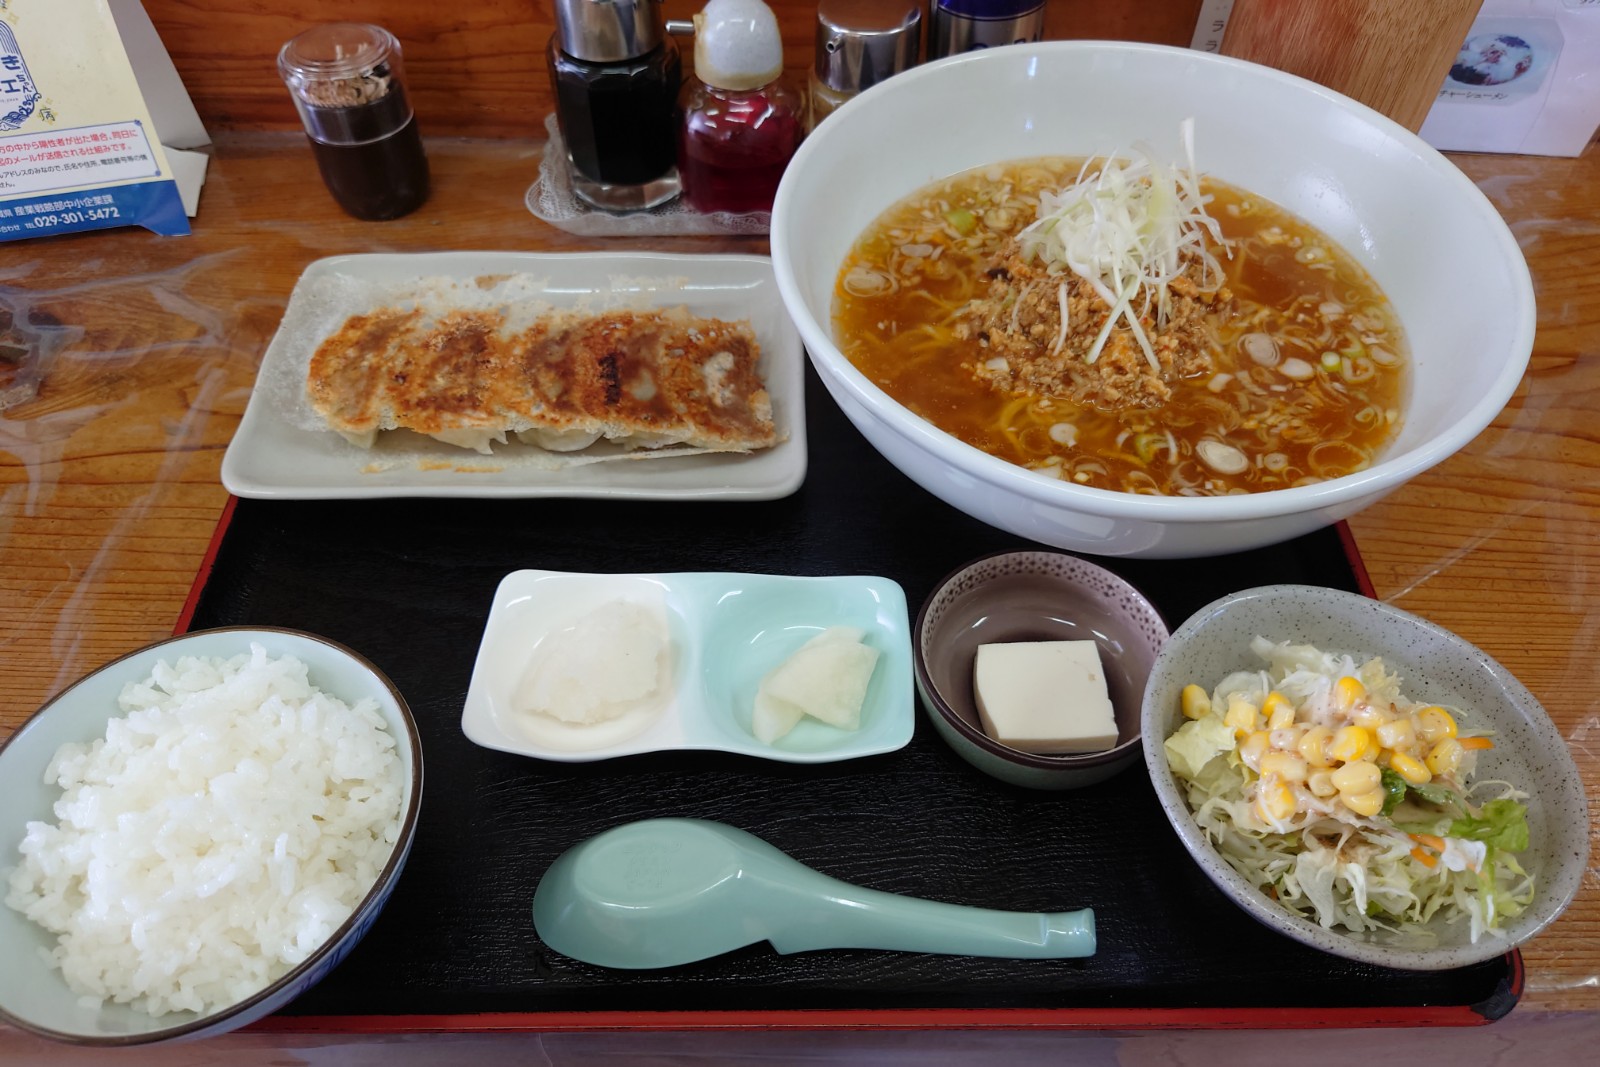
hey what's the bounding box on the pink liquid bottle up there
[677,0,804,215]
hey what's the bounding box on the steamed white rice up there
[4,644,404,1017]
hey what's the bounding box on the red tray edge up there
[174,494,239,636]
[1337,519,1379,599]
[249,948,1521,1035]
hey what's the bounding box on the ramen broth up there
[833,159,1408,496]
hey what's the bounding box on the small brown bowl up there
[914,551,1169,789]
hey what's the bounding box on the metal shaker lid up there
[552,0,666,64]
[813,0,921,94]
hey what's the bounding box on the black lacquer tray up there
[183,369,1518,1030]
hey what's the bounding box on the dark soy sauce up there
[301,83,429,221]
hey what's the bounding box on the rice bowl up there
[0,627,423,1045]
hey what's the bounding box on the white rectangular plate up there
[220,252,806,500]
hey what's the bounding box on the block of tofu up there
[972,640,1118,754]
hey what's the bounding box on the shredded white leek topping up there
[1017,118,1230,370]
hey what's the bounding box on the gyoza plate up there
[220,252,805,500]
[461,569,914,764]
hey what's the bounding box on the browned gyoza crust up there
[305,305,778,451]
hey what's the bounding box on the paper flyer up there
[1420,0,1600,156]
[0,0,189,240]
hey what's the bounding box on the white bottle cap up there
[693,0,783,91]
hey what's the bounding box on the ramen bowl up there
[1141,586,1587,969]
[770,41,1534,559]
[913,551,1168,790]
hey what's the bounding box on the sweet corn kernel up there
[1239,730,1271,771]
[1298,725,1333,768]
[1353,705,1387,731]
[1341,787,1385,817]
[1307,769,1338,797]
[1361,731,1382,762]
[1257,780,1298,822]
[1416,706,1457,743]
[1261,751,1309,782]
[1224,696,1260,736]
[1330,725,1370,763]
[1335,676,1366,710]
[1331,759,1381,794]
[1263,691,1297,730]
[1269,725,1306,753]
[1377,719,1417,752]
[1426,737,1464,778]
[1181,684,1212,720]
[1389,751,1431,786]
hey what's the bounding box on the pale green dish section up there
[684,572,912,762]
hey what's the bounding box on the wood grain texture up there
[141,0,1205,136]
[0,133,1597,1033]
[1221,0,1484,131]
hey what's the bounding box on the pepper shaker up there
[548,0,682,211]
[278,23,430,221]
[808,0,921,131]
[928,1,1046,59]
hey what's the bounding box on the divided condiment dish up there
[462,569,914,763]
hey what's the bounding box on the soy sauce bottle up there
[548,0,682,211]
[278,23,430,221]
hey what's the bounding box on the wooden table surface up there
[1,133,1597,1054]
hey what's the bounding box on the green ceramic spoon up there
[531,818,1095,969]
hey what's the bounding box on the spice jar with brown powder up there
[278,23,430,221]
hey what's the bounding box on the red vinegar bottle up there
[677,0,804,215]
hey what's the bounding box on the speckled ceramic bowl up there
[0,627,423,1045]
[914,551,1169,790]
[1142,585,1588,971]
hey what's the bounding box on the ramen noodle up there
[833,156,1408,496]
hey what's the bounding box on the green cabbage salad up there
[1165,636,1534,942]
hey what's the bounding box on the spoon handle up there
[763,876,1094,959]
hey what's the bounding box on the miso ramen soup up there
[833,158,1408,496]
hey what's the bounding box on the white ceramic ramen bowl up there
[770,41,1534,559]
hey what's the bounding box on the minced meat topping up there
[955,243,1235,411]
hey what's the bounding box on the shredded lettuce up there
[1166,638,1534,942]
[1164,713,1237,781]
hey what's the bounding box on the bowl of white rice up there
[0,627,422,1045]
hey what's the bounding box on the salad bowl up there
[1141,585,1587,971]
